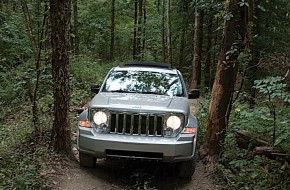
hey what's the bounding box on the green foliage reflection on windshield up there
[103,71,184,96]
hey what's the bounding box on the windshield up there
[102,70,184,96]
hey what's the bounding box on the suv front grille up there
[110,112,164,136]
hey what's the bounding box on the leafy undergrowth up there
[217,104,290,189]
[196,95,290,189]
[0,57,129,189]
[0,127,65,190]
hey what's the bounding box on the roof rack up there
[124,61,172,69]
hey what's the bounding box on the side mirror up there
[188,89,200,99]
[91,84,100,94]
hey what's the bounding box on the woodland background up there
[0,0,290,189]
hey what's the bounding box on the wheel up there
[79,152,96,168]
[177,155,196,178]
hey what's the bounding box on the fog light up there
[95,123,110,133]
[164,127,173,136]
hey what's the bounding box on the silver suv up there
[77,62,199,178]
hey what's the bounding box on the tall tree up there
[133,0,138,60]
[73,0,79,55]
[204,7,213,90]
[191,0,203,89]
[20,0,47,130]
[199,0,246,169]
[244,0,258,108]
[167,0,172,64]
[178,0,189,68]
[136,0,143,60]
[20,0,38,60]
[142,0,147,60]
[109,0,115,60]
[50,0,73,156]
[161,0,165,63]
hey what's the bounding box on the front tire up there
[177,155,196,178]
[79,152,96,168]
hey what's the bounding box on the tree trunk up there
[133,0,138,60]
[20,0,47,130]
[73,0,79,55]
[178,0,189,69]
[199,0,241,170]
[167,0,172,65]
[198,11,204,85]
[211,17,220,88]
[20,0,38,60]
[142,0,146,61]
[157,0,160,13]
[204,9,213,90]
[109,0,115,60]
[161,0,165,63]
[246,0,258,109]
[136,0,143,60]
[50,0,73,157]
[191,1,202,89]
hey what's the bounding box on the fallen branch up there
[235,130,290,162]
[234,130,271,149]
[254,146,290,162]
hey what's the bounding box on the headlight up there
[93,111,108,125]
[164,114,184,137]
[166,115,181,130]
[90,109,110,133]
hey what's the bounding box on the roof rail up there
[124,61,172,69]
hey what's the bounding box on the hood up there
[89,92,189,114]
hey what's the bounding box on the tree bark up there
[20,0,47,130]
[245,0,258,109]
[191,1,202,89]
[204,9,213,90]
[199,0,241,170]
[167,0,172,65]
[161,0,165,63]
[20,0,38,61]
[109,0,115,60]
[142,0,146,61]
[136,0,143,60]
[211,17,220,88]
[133,0,138,60]
[50,0,73,157]
[73,0,79,55]
[178,0,189,68]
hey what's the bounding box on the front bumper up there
[77,127,196,163]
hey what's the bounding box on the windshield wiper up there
[140,92,165,95]
[109,90,137,93]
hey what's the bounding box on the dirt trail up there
[55,100,220,190]
[55,157,219,190]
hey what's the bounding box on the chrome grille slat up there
[122,113,126,134]
[110,112,163,136]
[145,115,149,136]
[161,117,164,136]
[116,113,119,133]
[138,115,142,135]
[130,114,134,135]
[153,115,157,136]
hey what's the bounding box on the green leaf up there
[258,5,266,12]
[224,12,234,21]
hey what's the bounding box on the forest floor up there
[53,100,221,190]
